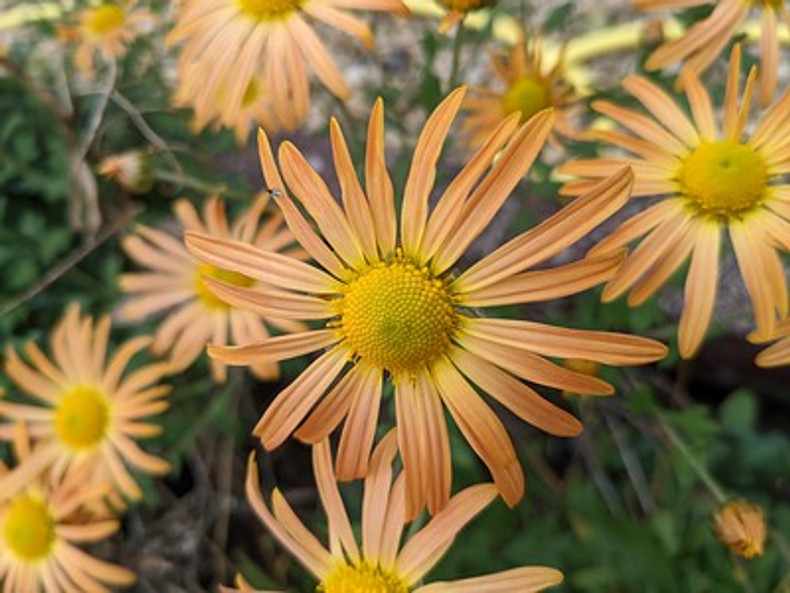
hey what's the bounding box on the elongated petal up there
[464,317,668,365]
[678,224,720,358]
[396,484,498,584]
[416,566,564,593]
[208,330,338,365]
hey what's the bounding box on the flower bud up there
[98,150,153,194]
[713,500,766,559]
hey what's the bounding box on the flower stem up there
[657,413,727,504]
[448,20,466,90]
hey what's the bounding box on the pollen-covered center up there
[55,385,110,450]
[317,561,409,593]
[237,0,302,21]
[678,140,767,217]
[83,5,126,36]
[3,495,56,562]
[194,263,255,310]
[338,256,457,375]
[502,77,551,123]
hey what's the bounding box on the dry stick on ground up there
[0,204,141,319]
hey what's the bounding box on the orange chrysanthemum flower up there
[167,0,408,136]
[119,195,303,382]
[559,45,790,358]
[463,34,579,150]
[0,426,136,593]
[64,1,153,73]
[227,431,563,593]
[636,0,790,106]
[186,88,667,518]
[0,304,171,504]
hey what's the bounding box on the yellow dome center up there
[753,0,782,7]
[502,77,551,123]
[83,5,126,36]
[194,263,255,310]
[55,386,110,450]
[3,496,56,562]
[317,561,409,593]
[677,140,767,218]
[337,255,457,376]
[237,0,302,21]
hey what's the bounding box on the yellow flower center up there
[317,561,409,593]
[337,255,457,376]
[194,263,255,310]
[439,0,497,13]
[83,5,126,36]
[677,140,767,218]
[3,496,56,562]
[752,0,782,8]
[55,386,110,450]
[502,77,551,123]
[236,0,302,21]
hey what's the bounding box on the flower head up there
[64,1,153,73]
[167,0,408,137]
[0,304,171,504]
[636,0,790,106]
[119,194,303,382]
[713,499,767,559]
[186,88,667,518]
[463,33,579,149]
[0,426,135,592]
[559,45,790,358]
[232,431,563,592]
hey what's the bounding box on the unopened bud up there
[98,151,153,194]
[713,500,766,559]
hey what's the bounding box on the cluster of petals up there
[0,303,171,506]
[0,426,136,593]
[119,194,303,382]
[637,0,790,106]
[186,87,667,519]
[560,45,790,358]
[167,0,408,136]
[225,431,564,593]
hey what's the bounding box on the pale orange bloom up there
[463,34,579,150]
[637,0,790,106]
[0,426,135,593]
[227,431,564,592]
[0,303,171,505]
[754,317,790,367]
[119,195,303,382]
[167,0,408,136]
[64,1,153,73]
[713,499,767,559]
[185,88,667,518]
[560,46,790,358]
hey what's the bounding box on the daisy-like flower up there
[62,1,153,73]
[229,431,564,593]
[463,33,579,149]
[119,194,303,382]
[754,317,790,366]
[0,303,171,504]
[174,71,280,144]
[0,425,136,592]
[559,45,790,358]
[185,87,667,518]
[166,0,408,134]
[636,0,790,106]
